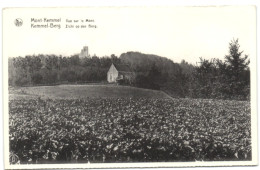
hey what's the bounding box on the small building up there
[107,63,135,84]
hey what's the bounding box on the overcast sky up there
[3,6,256,64]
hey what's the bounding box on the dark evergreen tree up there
[225,38,250,97]
[225,38,250,82]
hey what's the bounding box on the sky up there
[3,6,256,64]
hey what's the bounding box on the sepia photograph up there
[2,5,257,169]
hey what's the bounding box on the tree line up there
[9,54,121,86]
[141,39,250,100]
[9,39,250,100]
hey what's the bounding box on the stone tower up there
[79,46,89,58]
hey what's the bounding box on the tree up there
[31,72,43,84]
[224,39,250,98]
[111,54,121,65]
[191,58,217,98]
[69,55,80,66]
[173,68,190,97]
[225,38,250,81]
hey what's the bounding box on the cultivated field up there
[8,85,251,164]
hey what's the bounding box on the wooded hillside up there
[9,39,250,100]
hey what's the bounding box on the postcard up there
[2,6,257,169]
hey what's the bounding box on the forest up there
[8,39,250,100]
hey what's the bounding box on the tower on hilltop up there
[79,46,89,58]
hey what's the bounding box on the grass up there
[9,84,170,100]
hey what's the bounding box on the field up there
[9,85,251,164]
[9,84,170,100]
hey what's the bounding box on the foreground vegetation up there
[9,97,251,164]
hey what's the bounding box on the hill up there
[120,51,181,74]
[9,84,171,100]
